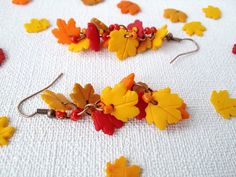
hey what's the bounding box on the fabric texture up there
[0,0,236,176]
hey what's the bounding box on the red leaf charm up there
[0,49,6,65]
[232,44,236,54]
[135,92,148,120]
[92,110,124,135]
[86,23,100,51]
[127,19,144,38]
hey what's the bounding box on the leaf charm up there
[24,18,50,33]
[145,88,183,130]
[152,25,168,50]
[101,83,139,122]
[68,38,89,52]
[108,29,139,60]
[0,117,16,146]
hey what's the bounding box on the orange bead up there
[142,92,153,103]
[103,105,114,114]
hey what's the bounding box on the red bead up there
[113,24,120,30]
[70,36,79,43]
[151,27,157,33]
[102,32,109,41]
[109,24,114,31]
[232,44,236,54]
[55,111,67,119]
[144,27,151,34]
[70,109,83,121]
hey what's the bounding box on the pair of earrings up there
[52,18,199,63]
[18,73,189,135]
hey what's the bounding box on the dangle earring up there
[51,18,199,63]
[18,73,190,135]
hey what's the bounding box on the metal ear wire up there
[17,73,64,118]
[166,33,200,64]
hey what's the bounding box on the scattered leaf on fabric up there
[0,49,6,66]
[106,156,141,177]
[68,38,89,52]
[202,5,221,20]
[52,18,81,44]
[24,18,50,33]
[164,8,188,23]
[108,29,139,60]
[211,90,236,119]
[101,83,139,122]
[182,22,206,36]
[152,25,168,50]
[145,88,183,130]
[92,110,124,135]
[0,117,16,146]
[81,0,103,5]
[70,83,100,109]
[41,90,72,112]
[117,1,141,15]
[12,0,30,5]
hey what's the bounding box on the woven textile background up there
[0,0,236,176]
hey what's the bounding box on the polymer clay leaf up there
[210,90,236,119]
[12,0,30,5]
[202,5,221,20]
[106,156,141,177]
[117,1,141,15]
[0,49,5,66]
[108,29,139,60]
[0,117,16,146]
[86,23,100,51]
[152,25,168,50]
[92,110,124,135]
[127,20,144,38]
[145,88,183,130]
[179,103,190,119]
[52,18,81,44]
[41,90,71,112]
[164,8,188,23]
[135,93,148,120]
[137,38,152,53]
[68,38,89,52]
[101,83,139,122]
[70,83,100,109]
[81,0,103,6]
[119,73,135,90]
[182,22,206,36]
[24,18,50,33]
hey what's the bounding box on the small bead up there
[151,27,157,33]
[142,92,153,103]
[70,36,79,43]
[70,109,83,121]
[102,32,109,41]
[103,105,114,114]
[144,27,151,34]
[131,31,137,38]
[109,24,114,31]
[114,24,120,30]
[55,111,66,119]
[47,109,55,118]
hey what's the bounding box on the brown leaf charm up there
[70,83,100,109]
[137,38,152,53]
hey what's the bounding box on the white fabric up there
[0,0,236,176]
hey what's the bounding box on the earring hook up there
[166,33,200,64]
[17,73,64,118]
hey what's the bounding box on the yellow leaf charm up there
[68,38,89,52]
[101,83,139,122]
[24,18,50,33]
[0,117,16,146]
[182,22,206,36]
[152,25,168,50]
[106,156,141,177]
[108,29,139,60]
[210,90,236,119]
[145,88,183,130]
[202,5,221,20]
[41,90,72,112]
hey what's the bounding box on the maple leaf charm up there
[24,18,50,33]
[68,38,89,52]
[202,5,221,20]
[152,25,168,50]
[106,156,141,177]
[182,22,206,36]
[211,90,236,119]
[164,8,188,23]
[145,88,183,130]
[101,83,139,122]
[0,117,16,146]
[108,29,139,60]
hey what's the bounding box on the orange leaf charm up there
[12,0,30,5]
[179,103,190,119]
[106,156,141,177]
[119,73,135,90]
[52,18,81,45]
[164,8,188,23]
[117,1,141,15]
[137,38,152,53]
[70,83,100,109]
